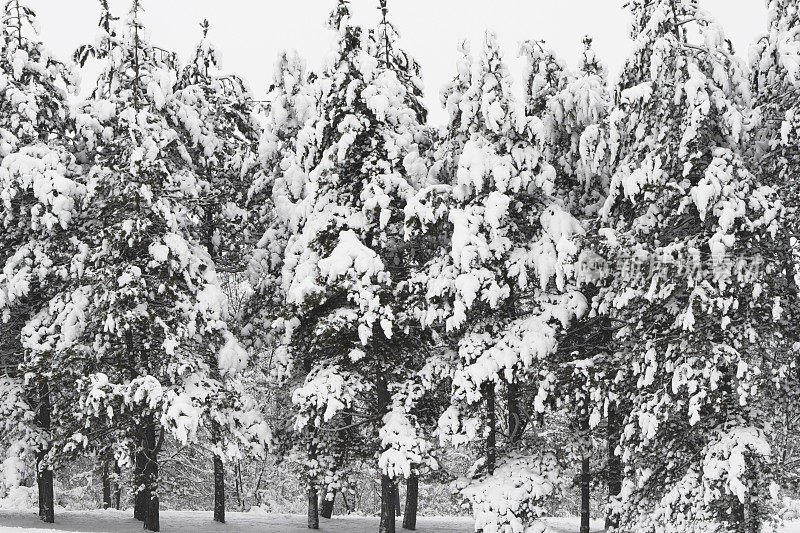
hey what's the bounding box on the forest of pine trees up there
[1,0,800,532]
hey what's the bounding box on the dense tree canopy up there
[1,1,799,533]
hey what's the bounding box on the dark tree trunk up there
[35,382,54,523]
[377,374,395,533]
[113,461,121,510]
[580,455,592,533]
[307,487,319,529]
[483,382,496,474]
[507,381,526,444]
[402,474,418,530]
[606,404,622,531]
[128,330,147,522]
[234,461,244,510]
[134,449,146,521]
[580,403,591,533]
[143,421,160,532]
[213,455,225,523]
[320,491,335,519]
[732,493,760,533]
[380,476,396,533]
[733,500,746,533]
[102,459,112,509]
[580,454,591,533]
[303,352,319,529]
[37,465,54,524]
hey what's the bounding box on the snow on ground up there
[0,510,608,533]
[1,511,799,532]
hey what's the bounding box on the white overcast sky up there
[32,0,767,124]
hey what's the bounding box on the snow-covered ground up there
[0,510,607,533]
[2,511,797,533]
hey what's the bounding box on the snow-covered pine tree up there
[244,48,318,352]
[423,40,472,193]
[533,35,612,533]
[519,39,569,120]
[273,1,431,531]
[168,19,266,524]
[594,1,785,530]
[371,2,440,529]
[749,0,800,505]
[24,2,259,531]
[406,31,586,532]
[240,45,325,527]
[0,0,82,522]
[540,36,609,217]
[750,0,800,330]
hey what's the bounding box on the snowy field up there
[0,511,606,533]
[1,512,799,533]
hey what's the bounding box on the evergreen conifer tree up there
[168,19,267,524]
[407,31,586,532]
[272,1,431,530]
[0,0,82,522]
[595,1,785,530]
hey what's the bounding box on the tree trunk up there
[128,330,147,522]
[143,421,160,532]
[113,461,121,510]
[134,449,146,521]
[380,476,396,533]
[745,493,759,533]
[394,483,401,516]
[580,454,591,533]
[402,474,418,530]
[35,382,54,523]
[580,402,591,533]
[307,487,319,529]
[303,350,319,530]
[507,381,526,444]
[733,500,746,533]
[234,461,244,510]
[102,459,112,509]
[377,374,395,533]
[213,455,225,523]
[342,491,353,514]
[483,382,496,475]
[37,464,54,524]
[320,491,335,519]
[606,404,622,531]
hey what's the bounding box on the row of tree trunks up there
[315,476,418,530]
